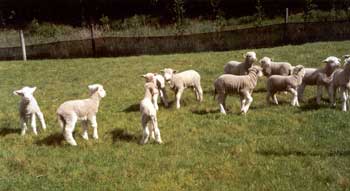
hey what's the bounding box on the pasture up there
[0,41,350,190]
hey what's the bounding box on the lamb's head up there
[343,57,350,71]
[88,84,106,98]
[323,56,341,70]
[248,65,263,77]
[244,51,257,64]
[258,57,272,75]
[13,86,36,102]
[292,65,305,77]
[161,68,177,81]
[141,73,156,83]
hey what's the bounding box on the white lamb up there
[224,51,257,75]
[329,57,350,111]
[140,81,162,144]
[259,56,293,77]
[14,86,47,135]
[266,65,305,106]
[56,84,106,146]
[214,65,263,114]
[142,73,169,109]
[297,56,341,104]
[162,68,203,109]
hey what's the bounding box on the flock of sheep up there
[13,52,350,146]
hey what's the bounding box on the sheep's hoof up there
[156,140,163,144]
[82,134,89,140]
[93,135,99,140]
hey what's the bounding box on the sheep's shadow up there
[35,133,65,146]
[0,119,21,136]
[253,87,267,93]
[257,149,350,157]
[192,108,220,115]
[123,101,174,113]
[110,128,138,143]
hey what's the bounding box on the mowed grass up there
[0,41,350,190]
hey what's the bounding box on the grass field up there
[0,41,350,190]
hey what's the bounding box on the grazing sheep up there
[162,68,203,109]
[142,73,169,109]
[140,82,162,144]
[214,65,263,114]
[329,57,350,111]
[224,51,257,75]
[13,86,47,135]
[266,65,306,106]
[297,56,341,104]
[259,56,293,77]
[56,84,106,146]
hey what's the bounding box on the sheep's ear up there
[173,70,178,74]
[13,90,23,96]
[88,84,99,91]
[322,59,328,63]
[141,74,147,78]
[30,87,37,93]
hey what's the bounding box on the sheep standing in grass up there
[297,56,341,104]
[329,56,350,111]
[266,65,305,106]
[56,84,106,146]
[142,73,169,109]
[162,68,203,109]
[140,81,162,144]
[14,86,47,135]
[259,57,293,77]
[224,51,257,75]
[214,65,263,114]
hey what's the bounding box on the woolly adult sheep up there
[297,56,341,104]
[56,84,106,146]
[214,65,263,115]
[224,51,257,75]
[14,86,47,135]
[142,73,169,109]
[266,65,305,106]
[329,57,350,111]
[259,56,293,77]
[162,68,203,109]
[139,81,162,144]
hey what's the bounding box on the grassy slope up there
[0,41,350,190]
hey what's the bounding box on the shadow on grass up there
[0,119,20,136]
[35,133,64,146]
[123,101,175,113]
[257,150,350,157]
[110,128,138,143]
[254,87,267,93]
[191,108,220,115]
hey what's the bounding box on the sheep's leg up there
[152,93,159,111]
[316,85,323,105]
[242,91,253,114]
[240,96,246,113]
[81,120,89,140]
[297,83,306,102]
[36,111,46,130]
[340,88,347,111]
[288,88,298,106]
[217,94,226,114]
[273,93,279,105]
[31,114,38,135]
[329,85,336,107]
[140,115,150,145]
[151,116,162,144]
[90,116,99,139]
[64,117,77,146]
[160,88,169,107]
[175,88,184,109]
[20,118,28,136]
[195,85,203,102]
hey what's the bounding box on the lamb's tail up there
[57,114,66,130]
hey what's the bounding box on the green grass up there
[0,41,350,190]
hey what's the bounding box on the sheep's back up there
[215,74,250,93]
[224,61,241,75]
[173,70,200,87]
[140,98,156,116]
[267,75,289,91]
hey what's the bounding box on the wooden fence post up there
[90,23,96,57]
[19,30,27,61]
[285,8,289,24]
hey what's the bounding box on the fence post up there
[285,8,289,24]
[19,30,27,61]
[283,8,289,44]
[90,23,96,57]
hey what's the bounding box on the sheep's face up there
[161,68,176,81]
[259,57,271,68]
[293,65,305,77]
[88,84,106,98]
[344,58,350,70]
[323,56,341,69]
[142,73,156,83]
[13,86,36,101]
[244,51,257,63]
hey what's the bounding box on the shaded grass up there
[0,41,349,190]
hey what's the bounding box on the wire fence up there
[0,20,349,60]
